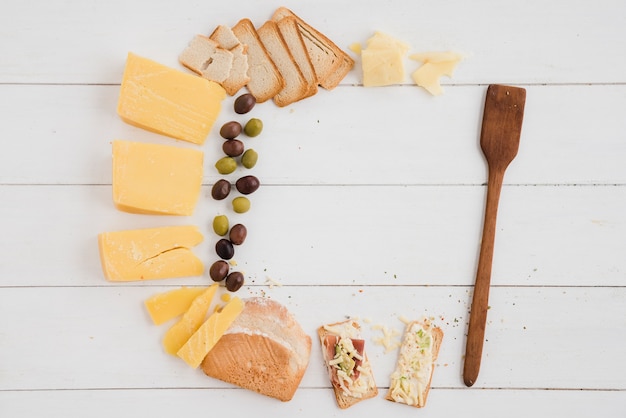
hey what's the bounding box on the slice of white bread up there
[275,16,318,99]
[201,297,311,402]
[271,7,354,90]
[385,319,443,408]
[257,20,308,107]
[209,25,251,95]
[318,320,378,409]
[232,18,285,103]
[179,35,233,83]
[210,24,240,49]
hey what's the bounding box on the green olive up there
[244,118,263,137]
[241,149,258,169]
[212,215,229,236]
[232,196,251,213]
[215,156,237,174]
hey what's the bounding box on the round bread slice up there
[201,297,311,402]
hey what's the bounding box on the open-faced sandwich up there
[386,317,443,408]
[318,319,378,409]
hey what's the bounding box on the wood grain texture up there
[464,85,526,386]
[1,0,625,415]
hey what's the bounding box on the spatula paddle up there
[463,84,526,387]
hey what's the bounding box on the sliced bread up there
[209,25,251,95]
[209,24,241,49]
[179,35,233,83]
[276,16,318,98]
[271,7,354,90]
[232,18,284,103]
[257,20,309,107]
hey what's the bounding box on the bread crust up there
[209,25,251,95]
[201,298,311,402]
[271,7,354,90]
[318,320,378,409]
[275,16,318,99]
[385,321,443,408]
[257,20,309,107]
[232,18,285,103]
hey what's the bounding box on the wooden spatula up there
[463,84,526,387]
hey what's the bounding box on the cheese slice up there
[162,284,219,355]
[177,297,244,368]
[112,140,203,216]
[145,287,208,325]
[362,48,405,87]
[98,225,204,282]
[117,52,226,145]
[366,31,410,55]
[361,32,409,87]
[410,51,463,96]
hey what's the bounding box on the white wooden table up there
[2,0,625,416]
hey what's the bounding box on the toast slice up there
[257,20,308,107]
[232,18,284,103]
[179,35,233,83]
[209,25,251,95]
[271,7,354,90]
[318,320,378,409]
[275,16,318,98]
[385,318,443,408]
[201,298,311,402]
[209,24,241,49]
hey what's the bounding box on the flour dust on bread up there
[385,317,443,408]
[201,297,311,402]
[318,319,378,409]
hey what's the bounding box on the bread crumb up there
[265,276,283,289]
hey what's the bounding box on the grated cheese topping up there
[388,319,434,407]
[324,322,376,398]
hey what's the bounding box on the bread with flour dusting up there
[201,297,311,401]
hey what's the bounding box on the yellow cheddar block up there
[112,140,203,216]
[117,52,226,145]
[98,225,204,282]
[177,297,244,368]
[163,284,219,355]
[145,287,208,325]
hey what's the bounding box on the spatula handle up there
[463,167,505,387]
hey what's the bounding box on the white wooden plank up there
[1,0,625,85]
[1,0,625,413]
[1,84,626,185]
[1,388,625,418]
[0,184,625,287]
[0,286,624,391]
